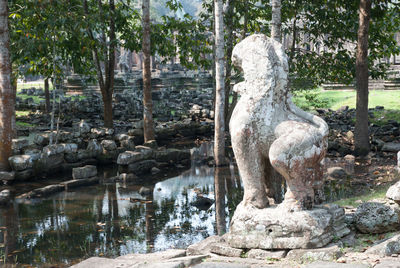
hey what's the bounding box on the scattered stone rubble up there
[3,119,212,185]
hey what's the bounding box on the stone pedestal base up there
[226,203,350,249]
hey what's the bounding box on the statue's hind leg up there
[231,128,269,209]
[269,125,325,211]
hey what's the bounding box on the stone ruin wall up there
[16,70,215,122]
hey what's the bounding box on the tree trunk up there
[142,0,155,142]
[103,94,113,129]
[354,0,371,156]
[224,0,234,131]
[271,0,281,42]
[214,167,227,235]
[0,0,14,171]
[103,0,115,128]
[11,76,17,138]
[44,78,50,113]
[214,0,226,166]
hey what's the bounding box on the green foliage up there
[293,88,329,110]
[285,0,400,88]
[9,0,93,80]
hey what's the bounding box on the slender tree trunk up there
[211,0,216,108]
[44,78,50,113]
[11,75,16,138]
[214,0,226,166]
[142,0,155,142]
[271,0,281,42]
[84,0,114,128]
[214,167,226,235]
[0,0,14,170]
[103,94,113,128]
[49,40,57,145]
[224,0,234,131]
[354,0,371,156]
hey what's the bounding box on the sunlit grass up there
[16,121,35,128]
[333,185,390,208]
[16,110,30,117]
[293,88,400,111]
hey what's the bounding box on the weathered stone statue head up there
[231,34,288,101]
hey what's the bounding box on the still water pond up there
[0,162,243,267]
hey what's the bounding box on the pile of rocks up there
[318,106,400,156]
[3,118,212,184]
[16,85,214,122]
[117,144,191,177]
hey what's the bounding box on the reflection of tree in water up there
[1,204,18,265]
[0,161,244,266]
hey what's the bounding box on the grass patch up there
[371,109,400,126]
[17,81,54,91]
[17,94,43,103]
[292,89,400,111]
[16,121,35,128]
[354,232,397,251]
[16,110,30,117]
[333,185,390,208]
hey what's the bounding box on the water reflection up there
[0,162,243,267]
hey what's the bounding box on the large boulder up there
[0,171,15,183]
[354,202,400,234]
[72,165,97,179]
[12,138,30,152]
[365,233,400,256]
[42,144,65,156]
[382,142,400,152]
[117,148,153,165]
[0,190,11,205]
[33,133,49,146]
[128,160,157,175]
[101,140,117,151]
[61,143,78,154]
[79,120,91,134]
[87,139,102,157]
[387,181,400,204]
[9,155,34,171]
[120,137,136,150]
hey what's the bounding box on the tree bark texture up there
[271,0,281,42]
[142,0,155,142]
[0,0,14,171]
[214,167,227,235]
[354,0,371,156]
[44,78,50,113]
[224,0,234,131]
[11,76,16,138]
[214,0,226,166]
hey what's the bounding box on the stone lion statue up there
[230,34,328,211]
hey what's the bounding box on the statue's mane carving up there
[232,34,288,99]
